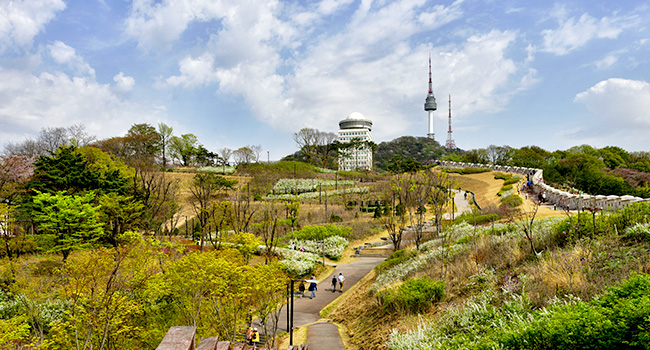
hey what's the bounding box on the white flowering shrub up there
[198,166,236,174]
[266,186,368,200]
[288,235,349,260]
[387,291,538,350]
[272,179,357,194]
[273,247,320,276]
[371,244,466,293]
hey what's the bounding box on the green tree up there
[509,146,550,168]
[31,191,104,261]
[27,145,129,196]
[126,123,161,163]
[98,193,144,247]
[169,134,199,166]
[43,238,159,350]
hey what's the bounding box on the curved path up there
[443,189,472,220]
[265,256,385,350]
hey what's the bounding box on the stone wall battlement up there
[437,161,650,211]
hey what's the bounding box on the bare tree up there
[189,173,236,251]
[132,164,180,234]
[229,183,256,234]
[157,123,174,168]
[232,147,255,165]
[249,145,263,163]
[4,125,95,157]
[218,147,233,166]
[402,171,432,250]
[252,202,289,262]
[378,178,407,251]
[516,199,541,261]
[293,128,338,167]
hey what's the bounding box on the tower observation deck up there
[424,56,437,140]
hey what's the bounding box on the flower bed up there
[272,178,357,194]
[273,247,320,276]
[287,235,349,260]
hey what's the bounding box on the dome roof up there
[346,112,365,120]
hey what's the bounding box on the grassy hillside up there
[329,198,650,349]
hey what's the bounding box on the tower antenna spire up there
[424,53,437,140]
[445,94,456,150]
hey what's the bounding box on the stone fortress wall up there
[437,161,650,211]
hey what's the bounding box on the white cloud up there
[165,54,217,88]
[47,41,95,77]
[0,0,66,52]
[594,54,618,70]
[575,78,650,127]
[573,78,650,149]
[317,0,354,15]
[157,0,525,143]
[113,72,135,93]
[0,66,163,145]
[540,9,633,56]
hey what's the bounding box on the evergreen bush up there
[378,276,445,313]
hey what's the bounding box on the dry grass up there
[445,171,562,219]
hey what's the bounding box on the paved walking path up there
[443,189,472,219]
[262,256,385,350]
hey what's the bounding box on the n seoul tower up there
[424,55,437,140]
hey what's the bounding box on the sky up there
[1,0,649,160]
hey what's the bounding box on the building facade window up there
[337,112,373,171]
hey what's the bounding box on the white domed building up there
[337,112,373,171]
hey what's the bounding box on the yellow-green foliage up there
[6,236,288,349]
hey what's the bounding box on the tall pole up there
[286,283,290,334]
[290,280,295,346]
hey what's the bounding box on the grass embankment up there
[324,170,647,349]
[449,171,560,219]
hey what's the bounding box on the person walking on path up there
[331,275,338,292]
[337,273,345,292]
[308,275,317,299]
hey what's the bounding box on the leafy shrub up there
[378,276,445,313]
[0,236,36,257]
[389,274,650,350]
[446,167,492,175]
[497,184,513,196]
[329,214,342,222]
[454,211,499,225]
[624,223,650,242]
[503,177,521,185]
[494,172,510,180]
[608,202,650,232]
[504,273,650,350]
[500,194,523,208]
[32,234,57,253]
[553,212,608,244]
